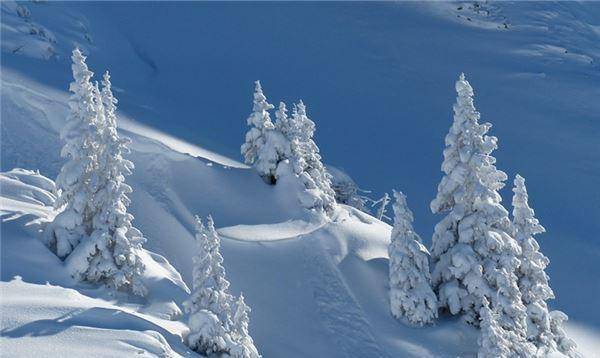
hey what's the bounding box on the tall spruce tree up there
[285,101,336,214]
[388,190,438,326]
[241,81,279,184]
[67,71,146,296]
[512,175,580,357]
[45,48,102,258]
[429,74,527,340]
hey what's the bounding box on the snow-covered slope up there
[1,76,598,357]
[0,164,469,357]
[2,1,599,357]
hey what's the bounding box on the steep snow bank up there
[1,279,191,358]
[0,170,193,356]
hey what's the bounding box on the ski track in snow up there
[302,236,390,358]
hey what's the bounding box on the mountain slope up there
[2,73,599,356]
[2,1,599,357]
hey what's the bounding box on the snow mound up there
[0,278,192,358]
[0,169,56,218]
[218,219,326,242]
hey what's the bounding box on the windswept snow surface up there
[2,1,600,357]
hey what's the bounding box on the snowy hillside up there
[2,1,599,357]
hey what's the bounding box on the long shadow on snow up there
[0,306,191,355]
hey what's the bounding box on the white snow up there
[1,1,599,357]
[217,219,325,242]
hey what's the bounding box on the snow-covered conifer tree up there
[67,71,146,296]
[45,48,101,258]
[478,298,537,357]
[429,74,527,338]
[241,81,279,184]
[388,190,437,326]
[512,174,579,357]
[266,101,294,183]
[185,216,233,324]
[478,298,511,358]
[184,215,233,355]
[549,311,581,358]
[230,294,260,358]
[284,101,336,214]
[184,216,260,356]
[274,101,292,140]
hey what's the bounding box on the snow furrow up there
[302,237,389,358]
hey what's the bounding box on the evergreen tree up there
[284,101,336,214]
[185,216,233,324]
[274,101,292,140]
[512,175,579,357]
[250,95,336,214]
[184,215,234,355]
[45,48,102,258]
[241,81,278,184]
[478,298,537,357]
[185,216,260,357]
[429,74,527,339]
[549,311,581,358]
[265,101,294,184]
[230,294,260,358]
[388,190,438,326]
[478,298,511,358]
[67,71,146,296]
